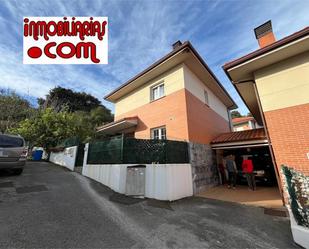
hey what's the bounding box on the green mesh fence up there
[87,137,189,164]
[282,165,309,228]
[75,144,85,167]
[87,136,123,164]
[59,136,80,148]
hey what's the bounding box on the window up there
[151,83,164,101]
[204,90,209,105]
[0,135,24,148]
[151,126,166,140]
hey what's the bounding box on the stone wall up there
[189,142,219,194]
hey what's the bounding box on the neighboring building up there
[232,116,262,131]
[223,20,309,181]
[99,41,237,145]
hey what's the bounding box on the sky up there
[0,0,309,114]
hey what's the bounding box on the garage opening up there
[200,128,283,208]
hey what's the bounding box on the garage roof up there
[212,128,266,144]
[97,117,138,134]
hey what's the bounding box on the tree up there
[9,87,114,148]
[89,106,113,125]
[10,108,81,149]
[39,86,102,113]
[247,112,253,117]
[10,107,113,149]
[230,110,242,119]
[0,89,36,133]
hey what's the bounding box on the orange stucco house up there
[99,41,237,144]
[98,41,237,193]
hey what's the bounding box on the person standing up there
[242,156,256,191]
[225,155,237,189]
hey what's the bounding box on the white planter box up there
[288,208,309,248]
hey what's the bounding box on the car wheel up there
[13,169,23,175]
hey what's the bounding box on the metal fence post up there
[164,140,167,164]
[120,134,124,163]
[82,143,89,172]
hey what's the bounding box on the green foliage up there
[282,165,309,227]
[230,110,242,118]
[7,87,114,149]
[0,89,36,133]
[39,86,102,113]
[10,106,113,150]
[89,106,113,125]
[10,108,77,149]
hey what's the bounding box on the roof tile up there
[211,128,266,144]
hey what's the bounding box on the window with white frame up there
[151,83,165,101]
[204,90,209,105]
[151,126,166,140]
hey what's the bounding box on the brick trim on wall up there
[264,103,309,175]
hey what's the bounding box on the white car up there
[0,134,27,175]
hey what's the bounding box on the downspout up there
[227,107,234,132]
[233,79,284,204]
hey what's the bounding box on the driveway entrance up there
[207,128,283,209]
[198,185,282,208]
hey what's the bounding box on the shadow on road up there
[0,169,17,178]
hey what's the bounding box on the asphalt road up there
[0,162,297,248]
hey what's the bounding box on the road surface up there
[0,162,297,248]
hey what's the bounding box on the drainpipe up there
[227,108,234,132]
[232,79,284,204]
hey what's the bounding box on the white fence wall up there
[82,163,193,201]
[82,144,193,201]
[49,146,78,171]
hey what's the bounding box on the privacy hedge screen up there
[87,136,189,164]
[59,136,81,148]
[87,136,123,164]
[282,165,309,228]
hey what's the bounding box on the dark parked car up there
[0,134,27,175]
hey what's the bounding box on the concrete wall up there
[82,163,193,201]
[82,144,193,201]
[189,142,219,194]
[49,146,78,171]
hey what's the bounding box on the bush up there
[282,165,309,228]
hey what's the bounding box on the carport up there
[200,128,283,208]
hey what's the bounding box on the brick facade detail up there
[264,103,309,175]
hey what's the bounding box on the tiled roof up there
[211,128,266,144]
[232,116,254,124]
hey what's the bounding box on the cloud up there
[0,0,308,115]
